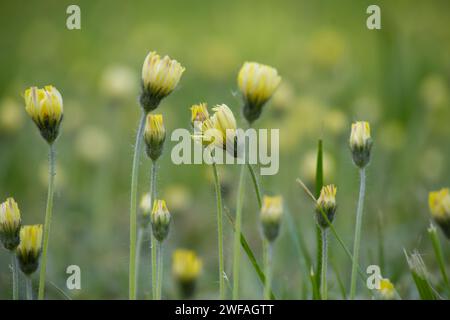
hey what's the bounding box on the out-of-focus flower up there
[300,150,335,185]
[100,65,137,101]
[139,192,152,227]
[24,85,63,144]
[163,185,192,213]
[429,188,450,239]
[0,98,24,134]
[260,195,283,242]
[140,51,185,111]
[75,126,112,164]
[376,278,396,300]
[270,82,295,119]
[315,185,337,229]
[238,62,281,124]
[308,30,346,69]
[144,114,166,161]
[349,121,373,168]
[420,74,449,110]
[151,199,171,242]
[0,198,22,250]
[172,249,202,298]
[16,225,43,275]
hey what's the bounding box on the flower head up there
[144,114,166,161]
[139,193,152,227]
[260,195,283,242]
[377,278,396,300]
[315,185,337,229]
[238,62,281,123]
[151,199,171,242]
[172,249,202,298]
[16,225,43,275]
[349,121,373,168]
[0,198,22,250]
[140,51,185,111]
[190,103,210,125]
[429,188,450,239]
[24,85,63,143]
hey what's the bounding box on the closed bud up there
[140,51,185,112]
[151,199,171,242]
[144,114,166,161]
[260,195,283,242]
[172,249,202,298]
[238,62,281,124]
[0,198,22,250]
[190,103,209,125]
[16,225,43,275]
[429,188,450,239]
[24,86,63,144]
[349,121,373,168]
[139,193,152,227]
[315,185,337,229]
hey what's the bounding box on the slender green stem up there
[232,164,246,300]
[212,162,225,299]
[11,252,18,300]
[428,225,450,291]
[321,229,328,300]
[156,241,163,300]
[350,168,366,299]
[135,227,144,298]
[150,161,157,299]
[26,277,33,300]
[247,163,262,208]
[129,112,147,300]
[38,143,56,300]
[264,241,273,300]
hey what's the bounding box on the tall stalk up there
[11,253,18,300]
[263,241,273,300]
[26,277,33,300]
[150,161,157,299]
[247,163,262,208]
[232,164,246,299]
[129,112,147,300]
[135,227,144,298]
[156,241,163,300]
[321,229,328,300]
[38,143,56,300]
[350,168,366,299]
[212,162,225,299]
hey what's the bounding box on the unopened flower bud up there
[0,198,22,250]
[144,114,166,161]
[315,185,337,229]
[260,195,283,242]
[139,193,152,227]
[151,199,171,242]
[16,225,43,275]
[172,249,202,298]
[238,62,281,124]
[349,121,373,168]
[140,51,185,112]
[190,103,210,125]
[429,188,450,239]
[24,86,63,144]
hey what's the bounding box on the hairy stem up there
[264,241,273,300]
[135,227,144,298]
[150,161,158,299]
[11,253,18,300]
[156,241,163,300]
[38,143,56,300]
[212,162,225,299]
[26,277,33,300]
[350,168,366,299]
[321,229,328,300]
[129,112,147,300]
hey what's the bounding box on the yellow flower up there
[349,121,373,168]
[260,195,283,242]
[140,51,185,111]
[377,278,396,300]
[144,114,166,161]
[172,249,202,282]
[238,62,281,123]
[429,188,450,238]
[24,85,63,143]
[16,225,43,275]
[0,197,22,250]
[139,192,152,227]
[190,103,210,124]
[316,185,337,229]
[151,199,171,242]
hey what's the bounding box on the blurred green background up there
[0,0,449,299]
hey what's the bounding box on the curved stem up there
[26,277,33,300]
[232,164,246,299]
[247,163,262,208]
[350,168,366,299]
[212,162,225,299]
[321,229,328,300]
[129,112,147,300]
[38,143,56,300]
[156,241,163,300]
[11,252,18,300]
[135,227,143,298]
[264,241,273,300]
[150,161,158,299]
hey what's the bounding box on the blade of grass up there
[405,250,438,300]
[315,139,324,298]
[427,224,450,292]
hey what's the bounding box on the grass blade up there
[405,250,438,300]
[315,139,324,299]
